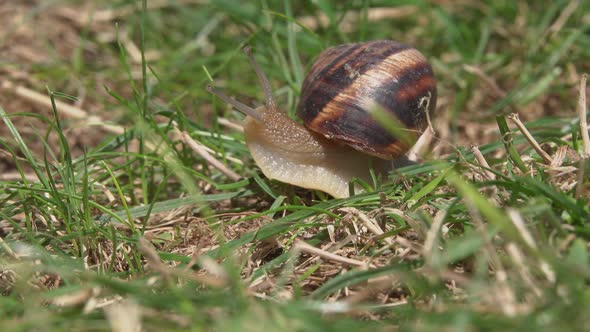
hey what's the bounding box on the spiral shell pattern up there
[297,40,437,159]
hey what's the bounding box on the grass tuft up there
[1,1,590,331]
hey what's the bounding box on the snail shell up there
[297,40,437,159]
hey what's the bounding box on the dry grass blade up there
[463,65,507,98]
[173,127,241,181]
[384,208,427,239]
[493,269,519,317]
[507,209,555,283]
[217,118,244,132]
[339,207,393,245]
[0,237,18,260]
[104,299,142,332]
[575,158,587,199]
[407,129,434,162]
[578,74,589,157]
[506,209,537,249]
[138,237,227,287]
[505,243,543,298]
[297,6,417,32]
[508,113,553,164]
[197,256,228,281]
[57,0,205,25]
[340,274,400,306]
[118,32,161,64]
[550,145,568,168]
[422,209,447,267]
[0,171,39,182]
[471,145,496,180]
[546,0,580,37]
[138,237,170,275]
[393,236,422,255]
[294,240,371,268]
[1,81,125,135]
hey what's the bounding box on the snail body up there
[207,41,436,198]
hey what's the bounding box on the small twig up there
[294,240,370,268]
[508,113,553,164]
[174,128,241,181]
[471,145,496,181]
[578,74,590,157]
[1,81,124,135]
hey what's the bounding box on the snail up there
[207,40,436,198]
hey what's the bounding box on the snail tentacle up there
[243,46,277,112]
[206,85,263,122]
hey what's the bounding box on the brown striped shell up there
[297,40,437,160]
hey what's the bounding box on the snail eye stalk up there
[206,84,263,122]
[243,46,277,111]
